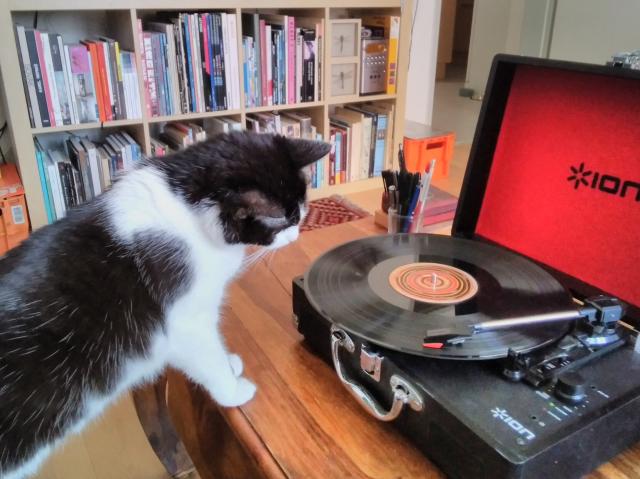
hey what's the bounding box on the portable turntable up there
[293,55,640,479]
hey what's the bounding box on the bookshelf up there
[0,0,412,229]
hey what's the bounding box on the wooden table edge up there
[220,406,288,479]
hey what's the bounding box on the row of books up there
[138,12,242,117]
[34,133,142,223]
[150,117,243,155]
[244,111,324,188]
[329,102,395,185]
[242,14,322,108]
[16,25,142,129]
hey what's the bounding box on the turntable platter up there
[303,234,576,359]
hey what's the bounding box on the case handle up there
[330,325,423,422]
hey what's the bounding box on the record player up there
[292,55,640,479]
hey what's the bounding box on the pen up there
[411,159,436,233]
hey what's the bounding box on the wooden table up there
[138,218,640,479]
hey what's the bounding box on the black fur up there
[153,131,330,244]
[0,132,329,474]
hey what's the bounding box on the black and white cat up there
[0,131,330,479]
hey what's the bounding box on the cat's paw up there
[215,377,257,407]
[228,353,243,377]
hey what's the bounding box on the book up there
[66,44,99,123]
[334,107,368,181]
[282,112,312,138]
[34,138,54,223]
[35,31,57,126]
[41,33,64,126]
[147,22,181,115]
[242,13,262,106]
[226,14,240,109]
[15,25,42,128]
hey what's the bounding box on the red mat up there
[301,195,370,232]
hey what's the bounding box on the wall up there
[549,0,640,64]
[405,0,441,124]
[464,0,522,96]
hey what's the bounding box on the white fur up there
[6,165,302,478]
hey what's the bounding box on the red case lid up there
[453,55,640,322]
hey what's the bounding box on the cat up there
[0,131,330,479]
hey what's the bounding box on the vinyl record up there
[304,234,577,359]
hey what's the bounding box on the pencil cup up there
[387,209,422,234]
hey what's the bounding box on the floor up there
[431,55,482,145]
[33,394,170,479]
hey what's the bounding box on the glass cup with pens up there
[382,154,436,234]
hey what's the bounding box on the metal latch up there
[360,346,383,382]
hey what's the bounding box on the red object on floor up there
[475,65,640,306]
[301,195,370,232]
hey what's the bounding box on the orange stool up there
[403,121,455,179]
[0,163,29,255]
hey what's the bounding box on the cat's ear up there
[283,137,332,169]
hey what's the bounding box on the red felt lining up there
[476,65,640,307]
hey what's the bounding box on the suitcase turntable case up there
[293,55,640,479]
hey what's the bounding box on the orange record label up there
[388,262,478,304]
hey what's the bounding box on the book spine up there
[84,43,105,121]
[120,51,133,119]
[259,19,268,106]
[105,41,121,119]
[35,146,54,223]
[207,14,218,111]
[16,26,41,128]
[373,113,387,176]
[174,21,188,113]
[96,42,113,121]
[181,15,195,112]
[227,14,240,110]
[315,21,322,102]
[42,33,64,126]
[112,41,127,119]
[213,13,227,110]
[221,13,232,109]
[160,34,172,115]
[199,14,212,111]
[271,30,278,105]
[49,34,72,125]
[58,161,73,208]
[278,30,286,105]
[142,34,159,117]
[137,19,152,117]
[329,130,336,186]
[192,14,204,112]
[338,129,345,184]
[265,24,273,105]
[295,28,302,104]
[151,34,165,116]
[35,32,57,126]
[386,16,400,94]
[26,30,50,127]
[57,35,78,124]
[286,17,295,104]
[302,29,315,102]
[242,37,249,107]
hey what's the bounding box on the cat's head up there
[153,131,331,248]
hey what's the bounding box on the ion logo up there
[568,163,640,201]
[491,407,536,441]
